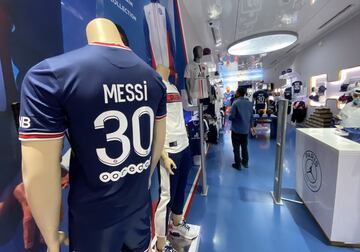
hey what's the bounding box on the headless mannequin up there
[185,46,202,104]
[155,64,189,251]
[21,18,166,252]
[156,65,176,251]
[185,46,211,105]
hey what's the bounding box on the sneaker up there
[156,242,177,252]
[232,163,241,170]
[169,220,198,240]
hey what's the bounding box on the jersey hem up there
[164,142,189,154]
[155,114,166,120]
[19,131,65,141]
[19,136,65,141]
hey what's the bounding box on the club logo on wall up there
[302,150,322,192]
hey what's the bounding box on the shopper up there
[229,87,254,170]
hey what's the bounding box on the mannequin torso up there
[20,18,166,252]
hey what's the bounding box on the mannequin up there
[154,64,198,252]
[253,84,269,114]
[184,46,210,105]
[20,18,166,252]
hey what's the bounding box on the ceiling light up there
[228,31,298,56]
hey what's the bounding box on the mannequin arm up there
[160,150,176,175]
[21,139,63,252]
[185,78,192,104]
[150,118,166,177]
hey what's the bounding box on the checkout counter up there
[296,128,360,246]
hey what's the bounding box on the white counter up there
[296,128,360,246]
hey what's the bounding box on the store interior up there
[0,0,360,252]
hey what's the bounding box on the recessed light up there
[228,31,298,56]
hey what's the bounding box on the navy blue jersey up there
[253,90,268,111]
[284,87,292,100]
[19,43,166,227]
[292,81,302,93]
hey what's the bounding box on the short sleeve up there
[155,76,167,120]
[18,60,66,141]
[184,64,190,79]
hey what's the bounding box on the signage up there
[302,150,322,192]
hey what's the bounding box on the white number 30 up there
[94,107,154,167]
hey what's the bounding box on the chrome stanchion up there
[271,99,288,205]
[199,101,208,196]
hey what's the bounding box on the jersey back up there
[253,90,268,110]
[184,61,209,100]
[19,44,166,227]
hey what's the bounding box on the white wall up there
[265,13,360,87]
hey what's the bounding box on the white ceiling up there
[180,0,360,69]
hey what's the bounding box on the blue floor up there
[187,125,357,252]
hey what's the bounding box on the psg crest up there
[302,150,322,192]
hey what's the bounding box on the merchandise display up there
[154,65,197,252]
[144,1,176,75]
[304,108,333,128]
[292,81,302,94]
[296,128,360,245]
[291,101,307,124]
[338,88,360,128]
[184,46,210,104]
[19,18,167,252]
[253,89,269,113]
[284,87,292,100]
[2,1,360,252]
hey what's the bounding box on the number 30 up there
[94,106,154,167]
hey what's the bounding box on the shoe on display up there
[156,241,177,252]
[169,220,198,240]
[232,163,241,170]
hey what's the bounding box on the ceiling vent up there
[286,43,300,54]
[318,4,352,30]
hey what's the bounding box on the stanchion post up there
[199,102,208,196]
[271,99,288,205]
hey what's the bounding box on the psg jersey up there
[19,43,166,227]
[163,81,189,153]
[292,81,302,94]
[284,87,293,100]
[253,90,268,110]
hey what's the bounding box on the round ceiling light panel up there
[228,31,298,56]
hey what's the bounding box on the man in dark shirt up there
[229,87,254,170]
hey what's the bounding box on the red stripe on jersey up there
[166,93,181,103]
[19,133,65,139]
[155,114,167,120]
[92,42,131,50]
[149,43,157,69]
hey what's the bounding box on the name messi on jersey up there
[103,82,148,104]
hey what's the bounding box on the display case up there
[296,128,360,246]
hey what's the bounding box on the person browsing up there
[229,87,254,170]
